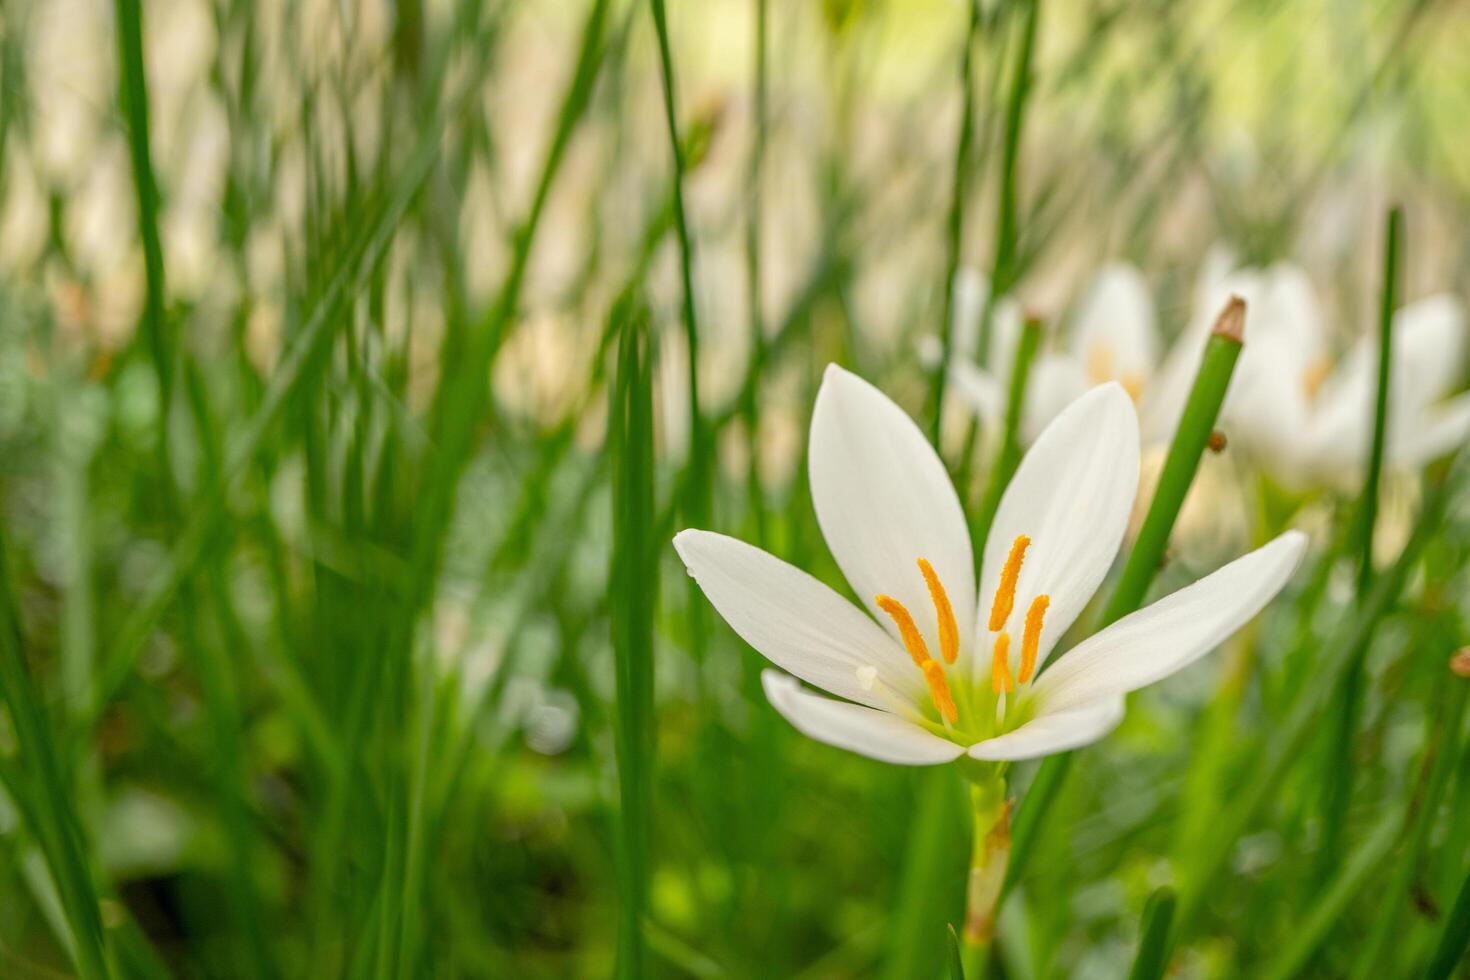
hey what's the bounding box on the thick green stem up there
[997,296,1246,936]
[961,775,1011,976]
[1103,297,1244,626]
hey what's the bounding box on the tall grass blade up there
[927,0,983,440]
[610,299,657,980]
[1126,887,1177,980]
[1318,204,1402,879]
[0,529,110,979]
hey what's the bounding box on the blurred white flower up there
[1160,252,1470,491]
[675,367,1304,765]
[939,264,1167,444]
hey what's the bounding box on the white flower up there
[1158,253,1470,491]
[943,264,1167,445]
[674,367,1306,766]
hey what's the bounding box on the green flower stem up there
[975,315,1043,546]
[927,0,983,442]
[1102,297,1244,626]
[994,296,1246,940]
[648,0,712,686]
[610,302,657,980]
[961,773,1012,977]
[1318,204,1401,881]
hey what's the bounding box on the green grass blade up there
[1318,204,1402,879]
[112,0,171,461]
[0,530,110,979]
[647,0,712,687]
[1126,888,1177,980]
[610,299,657,980]
[948,923,967,980]
[1424,867,1470,980]
[926,0,982,440]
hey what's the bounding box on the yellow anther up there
[988,535,1030,632]
[1086,343,1114,385]
[991,632,1015,693]
[921,659,959,724]
[1302,356,1332,400]
[1017,594,1050,684]
[917,558,960,665]
[1120,373,1144,404]
[876,594,930,668]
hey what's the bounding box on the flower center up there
[875,558,962,724]
[1086,343,1144,403]
[872,540,1052,736]
[1301,355,1331,401]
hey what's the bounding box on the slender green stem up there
[1001,297,1245,913]
[975,315,1043,544]
[1355,205,1401,596]
[927,0,982,442]
[113,0,171,471]
[1318,204,1401,880]
[743,0,769,546]
[610,300,658,980]
[977,0,1039,364]
[961,776,1010,977]
[1126,888,1177,980]
[1103,298,1244,625]
[648,0,711,685]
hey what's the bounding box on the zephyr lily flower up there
[674,367,1306,766]
[1155,252,1470,490]
[942,264,1169,446]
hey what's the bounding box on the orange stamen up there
[1017,594,1050,684]
[876,594,930,667]
[991,632,1015,693]
[917,559,960,664]
[921,659,958,724]
[988,535,1030,631]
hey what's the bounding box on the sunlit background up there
[1,0,1469,977]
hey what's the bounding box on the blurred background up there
[1,0,1469,977]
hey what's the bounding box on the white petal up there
[1393,294,1466,405]
[966,696,1125,761]
[1072,263,1157,380]
[1033,530,1307,712]
[763,671,966,766]
[674,530,924,709]
[1391,392,1470,471]
[810,365,976,662]
[1022,354,1090,444]
[948,361,1007,425]
[975,383,1140,680]
[951,267,988,364]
